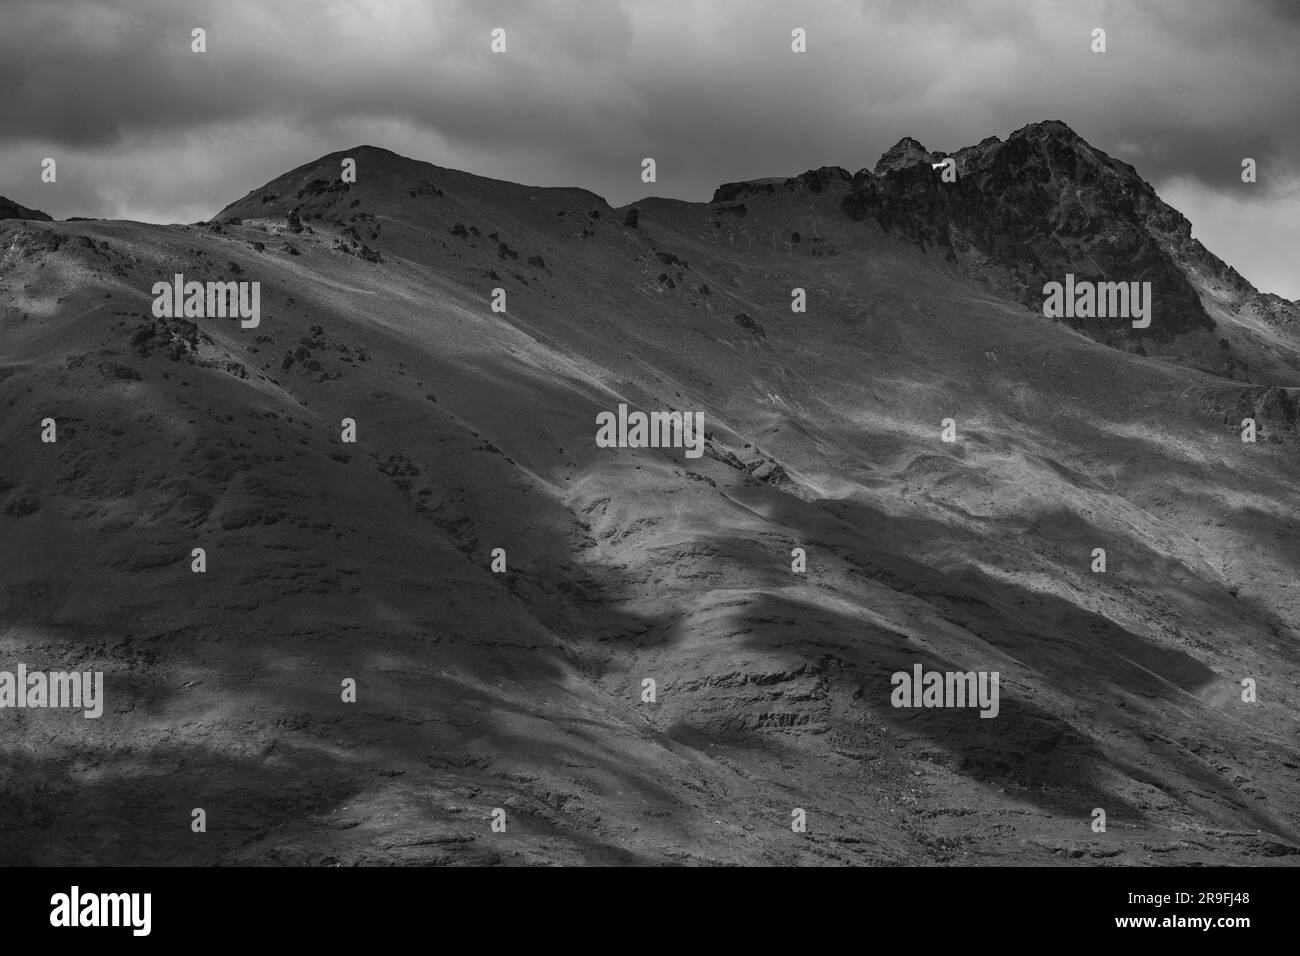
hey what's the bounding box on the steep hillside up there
[2,127,1298,865]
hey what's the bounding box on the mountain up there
[725,121,1300,382]
[2,125,1298,865]
[0,196,52,222]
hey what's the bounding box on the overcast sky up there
[2,0,1296,297]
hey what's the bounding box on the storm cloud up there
[2,0,1296,295]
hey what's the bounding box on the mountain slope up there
[0,196,52,222]
[1,127,1298,865]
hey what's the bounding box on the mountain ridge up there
[216,121,1300,385]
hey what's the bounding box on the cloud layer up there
[2,0,1296,295]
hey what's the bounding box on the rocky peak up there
[873,137,940,175]
[1007,119,1083,142]
[842,121,1222,347]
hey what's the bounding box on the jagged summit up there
[871,122,1087,178]
[716,123,1089,199]
[841,123,1221,346]
[873,136,941,175]
[0,196,53,221]
[1008,118,1081,140]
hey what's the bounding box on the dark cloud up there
[1,0,1296,293]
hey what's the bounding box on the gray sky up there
[2,0,1296,296]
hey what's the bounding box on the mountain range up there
[1,120,1297,865]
